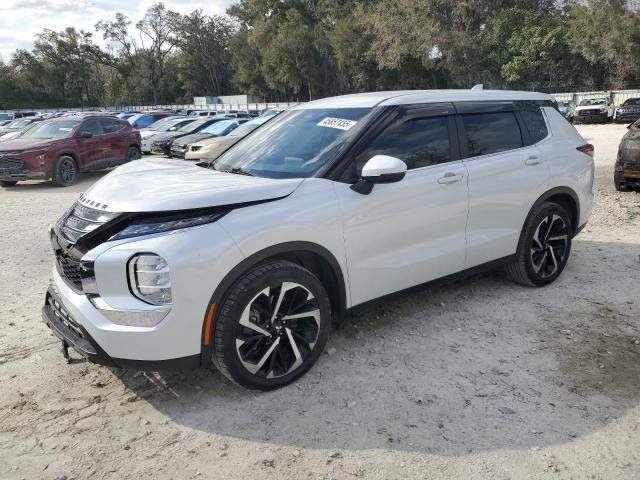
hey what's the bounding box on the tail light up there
[577,143,594,157]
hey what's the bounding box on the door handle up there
[438,172,464,184]
[525,156,541,166]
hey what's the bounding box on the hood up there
[0,138,57,153]
[140,129,163,139]
[80,158,304,213]
[172,133,211,146]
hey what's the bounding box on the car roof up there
[47,115,119,122]
[292,89,555,109]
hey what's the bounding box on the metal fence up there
[550,89,640,106]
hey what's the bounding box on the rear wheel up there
[0,180,18,187]
[507,202,572,287]
[212,260,331,390]
[126,146,141,162]
[52,155,78,187]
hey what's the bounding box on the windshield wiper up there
[224,167,253,176]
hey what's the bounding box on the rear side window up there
[136,116,155,128]
[461,112,523,157]
[101,118,125,134]
[519,107,548,143]
[356,116,451,173]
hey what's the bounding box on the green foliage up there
[0,0,639,109]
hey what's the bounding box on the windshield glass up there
[7,119,31,129]
[201,120,238,136]
[579,98,607,106]
[21,120,79,139]
[213,107,371,178]
[178,120,207,133]
[228,119,265,137]
[622,98,640,106]
[146,117,176,130]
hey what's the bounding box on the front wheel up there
[212,260,331,390]
[52,155,78,187]
[507,202,572,287]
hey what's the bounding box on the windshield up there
[178,120,207,133]
[21,120,79,139]
[201,121,238,136]
[213,107,371,178]
[622,98,640,106]
[6,119,32,129]
[146,117,176,130]
[579,98,607,106]
[228,119,266,137]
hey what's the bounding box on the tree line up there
[0,0,638,109]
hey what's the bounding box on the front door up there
[76,119,105,171]
[335,104,469,307]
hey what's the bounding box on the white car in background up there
[43,90,593,390]
[573,97,613,123]
[139,117,197,153]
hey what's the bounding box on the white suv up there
[43,90,594,390]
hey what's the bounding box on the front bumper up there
[615,160,640,189]
[614,111,640,124]
[0,156,47,181]
[170,146,187,159]
[43,221,245,369]
[150,143,170,155]
[574,112,608,123]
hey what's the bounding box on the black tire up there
[614,174,632,192]
[212,260,331,390]
[52,155,78,187]
[0,180,18,187]
[507,202,573,287]
[126,146,141,162]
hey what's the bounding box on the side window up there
[519,107,548,143]
[356,115,451,174]
[80,119,101,136]
[101,118,124,134]
[136,116,155,128]
[461,112,523,157]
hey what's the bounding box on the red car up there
[0,116,141,187]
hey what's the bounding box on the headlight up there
[128,254,172,305]
[111,211,225,240]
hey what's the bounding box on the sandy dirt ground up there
[0,124,638,480]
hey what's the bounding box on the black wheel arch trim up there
[200,241,348,367]
[529,186,581,236]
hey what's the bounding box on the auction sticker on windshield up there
[317,117,357,130]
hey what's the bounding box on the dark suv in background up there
[615,118,640,191]
[0,116,141,187]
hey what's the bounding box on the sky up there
[0,0,238,60]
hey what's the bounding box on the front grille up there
[579,109,601,115]
[58,202,118,244]
[56,253,83,290]
[0,158,23,174]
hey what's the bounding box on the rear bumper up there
[42,286,200,370]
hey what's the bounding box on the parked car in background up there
[127,112,173,129]
[260,108,284,119]
[170,119,248,159]
[189,110,221,117]
[613,98,640,124]
[185,115,276,161]
[0,113,15,121]
[117,112,139,121]
[0,117,43,136]
[0,116,141,187]
[42,90,593,390]
[614,118,640,191]
[140,117,197,153]
[150,118,229,156]
[0,120,42,141]
[573,97,613,123]
[558,101,574,122]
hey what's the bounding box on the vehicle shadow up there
[4,171,108,192]
[115,237,639,455]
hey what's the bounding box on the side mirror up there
[351,155,407,194]
[78,131,93,138]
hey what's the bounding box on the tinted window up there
[135,116,156,128]
[461,112,523,157]
[357,116,451,173]
[101,118,124,134]
[519,107,548,143]
[80,119,101,136]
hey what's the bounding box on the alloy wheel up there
[530,213,568,279]
[235,282,321,378]
[61,158,76,183]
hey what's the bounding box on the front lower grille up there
[58,202,119,244]
[46,293,84,339]
[0,158,23,174]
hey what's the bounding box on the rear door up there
[336,103,469,306]
[457,101,551,267]
[99,118,127,165]
[76,119,105,171]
